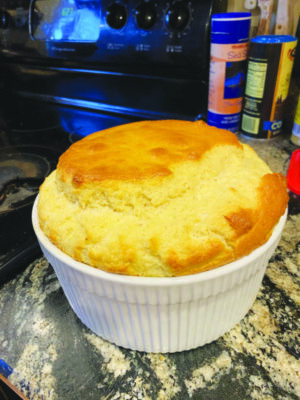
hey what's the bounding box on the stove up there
[0,104,70,283]
[0,0,227,283]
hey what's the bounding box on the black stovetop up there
[0,105,71,283]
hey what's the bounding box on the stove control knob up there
[135,2,157,30]
[165,1,191,32]
[0,11,11,29]
[106,3,127,29]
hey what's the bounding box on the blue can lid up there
[212,12,252,21]
[211,12,251,44]
[251,34,298,43]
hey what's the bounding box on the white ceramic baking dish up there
[32,196,287,353]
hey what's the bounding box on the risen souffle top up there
[37,120,288,277]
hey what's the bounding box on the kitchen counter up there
[0,131,300,400]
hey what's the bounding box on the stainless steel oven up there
[0,0,226,282]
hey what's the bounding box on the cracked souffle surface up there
[37,120,288,277]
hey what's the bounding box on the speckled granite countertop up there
[0,131,300,400]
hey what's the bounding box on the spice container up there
[241,35,298,139]
[207,12,251,133]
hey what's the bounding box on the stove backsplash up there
[226,0,300,38]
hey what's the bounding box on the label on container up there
[208,42,248,132]
[244,61,268,98]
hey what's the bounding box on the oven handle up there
[28,0,35,40]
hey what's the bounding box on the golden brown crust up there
[57,119,242,184]
[232,173,288,259]
[38,120,288,277]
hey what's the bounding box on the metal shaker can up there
[241,35,298,139]
[207,12,251,133]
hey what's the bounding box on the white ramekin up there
[32,197,287,353]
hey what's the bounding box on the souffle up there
[37,120,288,277]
